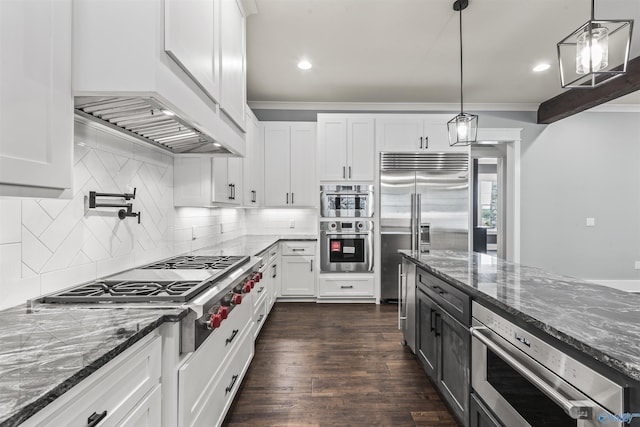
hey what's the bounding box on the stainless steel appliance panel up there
[320,184,374,218]
[379,153,469,301]
[471,302,624,427]
[399,258,416,353]
[320,220,373,272]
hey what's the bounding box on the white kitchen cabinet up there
[212,157,243,205]
[22,333,161,427]
[164,0,220,103]
[263,122,316,207]
[318,275,375,299]
[281,242,316,297]
[266,245,280,310]
[219,0,246,130]
[174,156,212,206]
[318,115,375,182]
[0,0,73,197]
[243,110,263,206]
[376,115,466,152]
[118,384,162,427]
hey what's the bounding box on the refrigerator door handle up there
[410,193,421,253]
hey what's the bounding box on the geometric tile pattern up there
[21,121,175,279]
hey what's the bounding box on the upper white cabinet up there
[212,157,243,205]
[0,0,73,197]
[174,156,212,207]
[243,110,263,206]
[164,0,221,103]
[73,0,246,154]
[376,115,465,152]
[263,122,316,207]
[318,115,375,182]
[220,0,247,130]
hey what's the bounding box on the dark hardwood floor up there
[224,303,459,427]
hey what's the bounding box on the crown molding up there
[247,101,540,112]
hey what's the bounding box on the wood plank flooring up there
[224,303,460,427]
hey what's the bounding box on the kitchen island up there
[401,249,640,426]
[0,234,315,427]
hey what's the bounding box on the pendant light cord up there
[459,3,464,115]
[591,0,595,21]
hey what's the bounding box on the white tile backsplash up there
[0,199,21,244]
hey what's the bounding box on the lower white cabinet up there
[318,275,375,300]
[178,300,251,427]
[267,245,281,306]
[22,333,162,427]
[280,242,316,297]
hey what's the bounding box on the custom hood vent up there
[74,96,231,154]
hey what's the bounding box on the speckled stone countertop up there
[401,250,640,383]
[0,234,316,426]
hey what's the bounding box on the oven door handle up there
[322,232,371,237]
[470,326,596,420]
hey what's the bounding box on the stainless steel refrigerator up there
[380,152,469,302]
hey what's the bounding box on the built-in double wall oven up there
[319,185,374,273]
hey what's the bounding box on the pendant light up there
[448,0,477,146]
[557,0,633,88]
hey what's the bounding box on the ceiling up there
[246,0,640,109]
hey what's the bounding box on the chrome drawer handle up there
[340,285,354,289]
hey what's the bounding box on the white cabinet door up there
[281,255,315,296]
[164,0,220,102]
[212,157,231,204]
[289,123,316,207]
[174,156,212,206]
[264,123,291,207]
[347,117,375,181]
[212,157,243,205]
[318,117,347,181]
[219,0,246,130]
[117,384,162,427]
[0,0,73,195]
[375,117,425,151]
[424,118,467,152]
[243,113,262,206]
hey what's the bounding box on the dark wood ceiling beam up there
[537,55,640,124]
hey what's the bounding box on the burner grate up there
[142,255,247,270]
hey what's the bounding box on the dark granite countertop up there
[401,250,640,383]
[0,234,317,426]
[0,305,186,427]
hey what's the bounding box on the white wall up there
[520,111,640,281]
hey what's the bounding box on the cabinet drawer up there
[267,244,279,263]
[189,326,254,427]
[281,241,316,255]
[253,297,267,339]
[417,269,470,326]
[23,333,161,427]
[118,384,162,427]
[178,300,250,427]
[318,277,374,297]
[252,279,268,311]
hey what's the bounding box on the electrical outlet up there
[191,225,196,240]
[289,220,295,228]
[586,218,595,227]
[635,261,640,270]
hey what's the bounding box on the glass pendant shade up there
[558,17,633,88]
[448,113,478,146]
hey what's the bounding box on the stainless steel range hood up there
[75,96,231,154]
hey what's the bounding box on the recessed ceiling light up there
[213,142,222,147]
[160,109,176,116]
[533,63,551,72]
[297,60,312,70]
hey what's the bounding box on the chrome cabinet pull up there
[470,327,596,420]
[348,166,351,179]
[286,193,289,204]
[291,248,305,252]
[292,192,294,204]
[310,260,313,272]
[419,136,423,149]
[228,184,233,200]
[424,136,429,149]
[343,166,346,178]
[340,285,353,289]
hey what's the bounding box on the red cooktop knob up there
[209,313,222,329]
[248,279,255,289]
[243,283,252,293]
[233,293,243,305]
[253,273,261,283]
[219,306,229,319]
